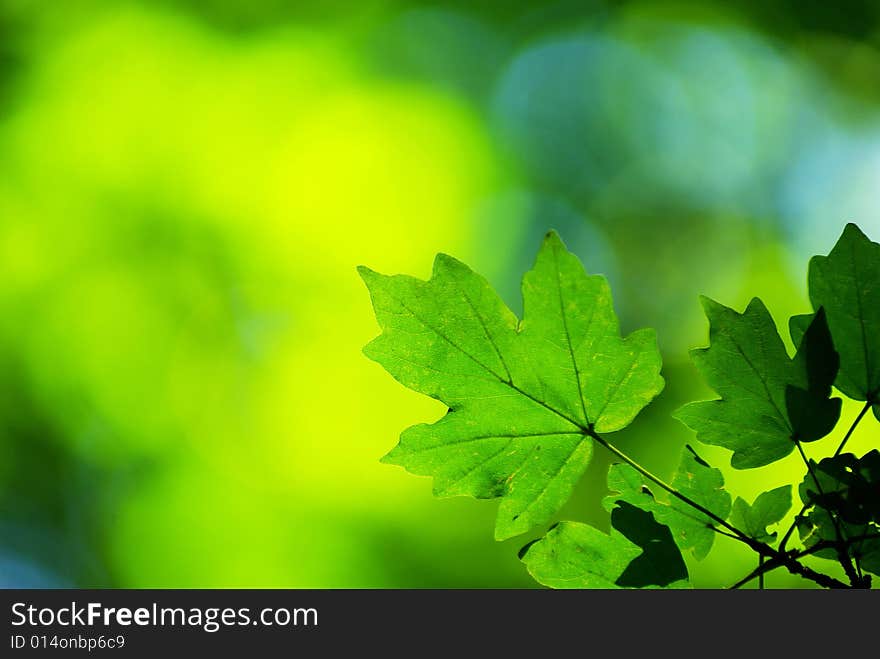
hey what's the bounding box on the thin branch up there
[709,526,741,541]
[729,533,879,589]
[589,431,850,589]
[834,400,873,456]
[730,557,783,590]
[589,432,750,542]
[853,522,870,579]
[794,439,859,586]
[778,507,805,553]
[779,403,874,553]
[758,551,847,589]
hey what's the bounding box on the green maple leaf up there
[359,231,664,540]
[522,458,693,589]
[729,485,792,543]
[519,521,642,589]
[666,447,733,558]
[674,300,841,469]
[791,224,880,421]
[520,500,689,589]
[610,501,689,588]
[604,446,732,560]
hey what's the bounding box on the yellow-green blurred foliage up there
[0,0,878,587]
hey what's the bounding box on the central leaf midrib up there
[552,245,591,427]
[848,239,873,395]
[724,328,791,433]
[407,431,583,454]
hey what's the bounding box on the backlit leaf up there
[361,231,664,539]
[519,521,641,589]
[730,486,792,543]
[805,223,880,417]
[604,446,732,560]
[675,300,840,468]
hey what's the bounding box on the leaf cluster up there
[361,223,880,588]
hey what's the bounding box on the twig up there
[590,432,850,589]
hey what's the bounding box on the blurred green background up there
[0,0,878,588]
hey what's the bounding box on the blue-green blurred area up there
[0,0,878,588]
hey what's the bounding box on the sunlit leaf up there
[519,521,641,589]
[604,446,732,560]
[361,231,664,539]
[730,486,792,543]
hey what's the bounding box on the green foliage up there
[359,232,663,540]
[796,450,880,578]
[799,451,880,525]
[527,460,695,588]
[610,502,689,588]
[666,447,733,558]
[730,486,792,543]
[806,224,880,414]
[674,302,841,468]
[520,504,691,589]
[363,223,880,589]
[519,521,641,589]
[603,449,731,560]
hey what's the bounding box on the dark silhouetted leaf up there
[611,501,689,588]
[786,308,842,442]
[604,446,731,560]
[857,537,880,577]
[798,507,880,575]
[798,450,880,576]
[799,450,880,526]
[675,300,841,468]
[805,223,880,420]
